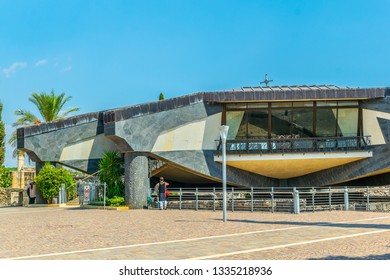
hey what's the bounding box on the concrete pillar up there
[17,150,25,172]
[124,152,150,209]
[17,151,25,189]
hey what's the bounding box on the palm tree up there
[8,90,80,158]
[98,151,124,198]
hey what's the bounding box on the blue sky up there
[1,0,389,167]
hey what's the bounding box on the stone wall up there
[0,188,28,206]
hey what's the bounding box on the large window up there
[225,101,360,140]
[247,111,269,138]
[337,108,358,136]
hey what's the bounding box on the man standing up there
[154,177,169,210]
[27,182,36,205]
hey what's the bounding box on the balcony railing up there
[216,136,371,155]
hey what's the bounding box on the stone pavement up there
[0,206,389,260]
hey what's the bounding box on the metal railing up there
[216,136,371,154]
[154,186,390,213]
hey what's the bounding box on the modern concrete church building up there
[17,85,390,208]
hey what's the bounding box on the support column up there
[17,151,25,189]
[124,152,150,209]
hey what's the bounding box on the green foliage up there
[107,196,125,207]
[34,163,76,201]
[0,165,12,188]
[0,101,5,165]
[98,151,124,198]
[159,92,165,100]
[9,90,79,158]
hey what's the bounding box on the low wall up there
[0,188,28,206]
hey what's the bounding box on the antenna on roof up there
[260,73,273,86]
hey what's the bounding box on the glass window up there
[224,100,360,141]
[226,111,246,139]
[270,109,292,138]
[247,111,269,138]
[337,101,359,106]
[226,103,247,109]
[317,101,338,107]
[316,109,337,137]
[337,108,358,136]
[293,102,313,108]
[271,102,293,108]
[291,109,314,137]
[247,103,268,109]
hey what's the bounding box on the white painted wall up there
[363,109,390,145]
[152,113,222,152]
[59,134,118,161]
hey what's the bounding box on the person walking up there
[27,182,36,205]
[154,177,169,210]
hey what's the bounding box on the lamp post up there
[219,125,229,222]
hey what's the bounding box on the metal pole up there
[195,187,198,211]
[62,183,66,203]
[179,187,182,210]
[213,187,216,212]
[58,187,62,204]
[329,186,332,211]
[103,182,107,209]
[219,125,229,223]
[311,187,315,212]
[366,186,370,212]
[231,187,234,212]
[251,187,254,213]
[293,187,300,214]
[344,186,349,211]
[271,187,274,213]
[222,137,227,222]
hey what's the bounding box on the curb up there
[26,204,130,210]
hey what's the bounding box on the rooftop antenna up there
[260,73,273,86]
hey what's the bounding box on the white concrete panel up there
[363,109,390,145]
[59,134,118,161]
[202,113,222,150]
[152,113,222,152]
[152,121,205,151]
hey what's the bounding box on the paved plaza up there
[0,206,389,260]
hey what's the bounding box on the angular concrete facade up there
[17,86,390,208]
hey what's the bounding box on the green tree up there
[34,163,76,202]
[159,92,165,100]
[8,90,79,157]
[0,101,5,165]
[98,151,124,198]
[0,166,12,188]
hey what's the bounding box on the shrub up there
[0,165,12,188]
[107,196,125,207]
[34,163,76,201]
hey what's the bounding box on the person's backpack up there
[27,187,30,198]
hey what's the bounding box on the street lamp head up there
[219,125,229,140]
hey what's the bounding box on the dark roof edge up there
[19,86,387,138]
[204,87,386,102]
[18,111,103,138]
[111,92,205,122]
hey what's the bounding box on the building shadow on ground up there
[223,218,390,230]
[309,252,390,260]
